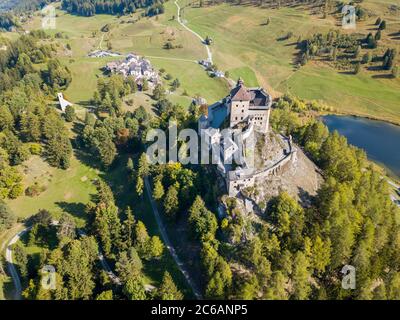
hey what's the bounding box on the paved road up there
[5,224,155,300]
[144,177,202,299]
[5,227,31,300]
[174,0,213,64]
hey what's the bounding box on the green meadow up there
[24,2,230,105]
[181,1,400,123]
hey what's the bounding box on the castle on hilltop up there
[199,79,298,197]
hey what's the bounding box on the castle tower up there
[229,78,251,127]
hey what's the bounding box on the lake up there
[322,115,400,178]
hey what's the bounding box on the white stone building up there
[57,93,73,113]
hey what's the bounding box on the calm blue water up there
[322,115,400,178]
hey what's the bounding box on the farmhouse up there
[88,50,121,58]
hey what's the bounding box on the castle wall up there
[247,108,270,133]
[226,139,298,197]
[227,175,256,197]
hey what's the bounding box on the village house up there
[105,53,160,89]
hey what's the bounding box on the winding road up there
[144,177,202,299]
[5,227,31,300]
[174,0,213,64]
[4,223,155,300]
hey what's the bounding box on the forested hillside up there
[61,0,165,17]
[0,0,56,13]
[0,31,73,203]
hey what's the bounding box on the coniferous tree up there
[163,185,179,218]
[157,271,183,300]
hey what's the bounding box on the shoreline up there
[319,110,400,128]
[320,112,400,183]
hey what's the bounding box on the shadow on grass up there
[76,100,93,107]
[297,186,315,208]
[56,201,88,222]
[372,73,393,79]
[338,70,356,75]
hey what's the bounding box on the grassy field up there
[182,2,335,92]
[5,155,99,227]
[181,0,400,123]
[23,2,230,105]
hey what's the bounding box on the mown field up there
[181,0,400,123]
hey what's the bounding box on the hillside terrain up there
[0,0,400,302]
[181,0,400,123]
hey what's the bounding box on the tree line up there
[61,0,165,17]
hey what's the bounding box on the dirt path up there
[144,177,202,299]
[174,0,212,64]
